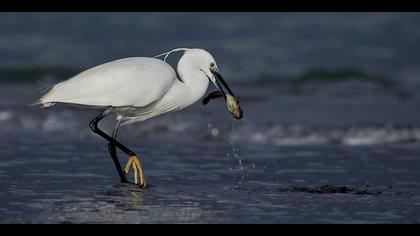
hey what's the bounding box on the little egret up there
[37,48,242,188]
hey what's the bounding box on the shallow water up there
[1,79,420,223]
[0,132,419,223]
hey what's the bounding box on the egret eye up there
[210,62,215,68]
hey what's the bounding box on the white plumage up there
[41,57,176,108]
[38,48,220,125]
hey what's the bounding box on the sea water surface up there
[1,13,420,223]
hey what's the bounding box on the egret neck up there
[173,55,210,109]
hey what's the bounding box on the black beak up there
[211,71,235,98]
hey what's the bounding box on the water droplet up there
[228,120,246,183]
[211,128,219,136]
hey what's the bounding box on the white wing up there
[39,57,177,108]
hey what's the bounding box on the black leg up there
[89,108,137,156]
[108,119,128,183]
[89,107,136,183]
[108,143,128,183]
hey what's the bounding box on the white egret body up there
[38,48,240,188]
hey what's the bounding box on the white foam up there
[234,124,420,146]
[0,111,13,121]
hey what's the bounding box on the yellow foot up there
[124,155,147,188]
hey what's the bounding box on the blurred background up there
[1,12,420,224]
[1,12,420,145]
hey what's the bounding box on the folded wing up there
[39,57,177,108]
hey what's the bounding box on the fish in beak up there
[204,70,243,120]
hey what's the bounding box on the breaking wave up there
[2,109,420,146]
[232,124,420,146]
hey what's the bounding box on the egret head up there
[186,49,243,120]
[157,48,243,119]
[183,49,235,96]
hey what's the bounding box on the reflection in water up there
[22,184,214,223]
[104,184,145,210]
